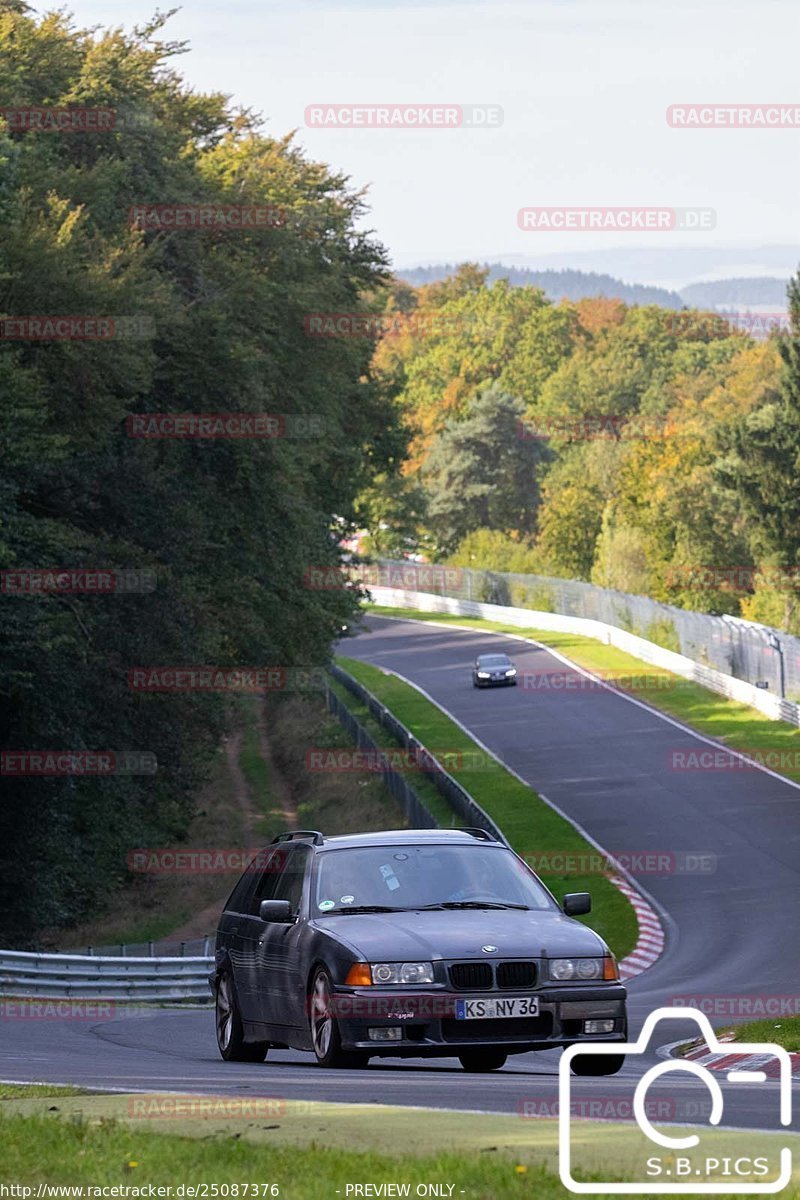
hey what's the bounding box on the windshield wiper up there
[321,904,411,914]
[419,901,530,910]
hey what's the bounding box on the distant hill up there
[397,263,682,308]
[402,245,800,289]
[680,277,789,308]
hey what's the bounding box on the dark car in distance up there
[472,652,517,687]
[211,829,627,1073]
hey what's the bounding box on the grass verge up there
[0,1084,87,1099]
[723,1016,800,1052]
[336,655,638,960]
[3,1094,798,1196]
[368,606,800,785]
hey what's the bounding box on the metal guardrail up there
[328,665,509,845]
[67,936,215,958]
[0,949,212,1002]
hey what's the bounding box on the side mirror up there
[259,899,293,923]
[563,892,591,916]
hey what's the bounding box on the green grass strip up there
[724,1015,800,1052]
[5,1093,798,1195]
[238,697,288,841]
[337,654,638,960]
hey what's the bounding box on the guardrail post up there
[148,941,153,957]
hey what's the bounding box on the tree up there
[0,8,403,943]
[421,385,545,556]
[715,273,800,580]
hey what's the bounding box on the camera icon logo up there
[559,1006,792,1194]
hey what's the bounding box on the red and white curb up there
[682,1035,800,1078]
[612,875,665,979]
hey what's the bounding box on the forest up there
[362,264,800,635]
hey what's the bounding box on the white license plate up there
[455,996,539,1019]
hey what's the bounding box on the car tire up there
[570,1052,625,1076]
[458,1050,508,1072]
[215,971,268,1062]
[309,967,368,1069]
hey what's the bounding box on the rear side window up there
[249,847,290,913]
[223,847,281,915]
[271,845,311,914]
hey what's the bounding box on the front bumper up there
[331,985,627,1056]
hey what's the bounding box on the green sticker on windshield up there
[319,899,335,911]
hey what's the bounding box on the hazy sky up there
[62,0,800,271]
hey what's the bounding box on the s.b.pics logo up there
[559,1008,792,1193]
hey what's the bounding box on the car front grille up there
[448,962,493,990]
[448,960,539,990]
[496,961,537,989]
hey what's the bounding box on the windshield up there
[477,655,511,667]
[313,845,555,913]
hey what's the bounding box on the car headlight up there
[370,961,434,985]
[505,668,516,676]
[550,957,604,981]
[476,671,490,679]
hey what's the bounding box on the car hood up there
[310,907,607,961]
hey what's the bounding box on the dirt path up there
[255,702,298,825]
[159,723,295,947]
[157,735,252,945]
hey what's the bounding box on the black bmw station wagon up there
[211,828,627,1073]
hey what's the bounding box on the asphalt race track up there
[2,614,799,1135]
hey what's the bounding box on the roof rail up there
[272,830,325,846]
[461,827,497,842]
